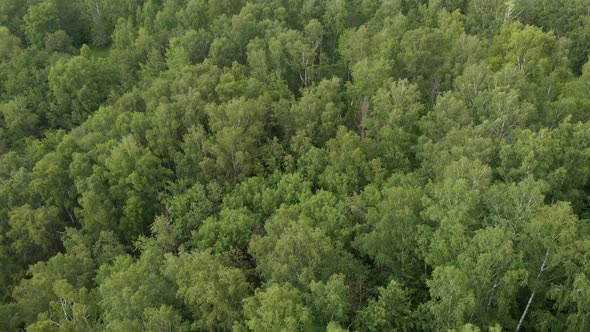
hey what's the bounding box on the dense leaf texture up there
[1,0,590,331]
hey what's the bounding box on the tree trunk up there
[515,291,535,332]
[359,96,369,139]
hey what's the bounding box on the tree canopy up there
[1,0,590,331]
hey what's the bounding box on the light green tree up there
[244,283,313,331]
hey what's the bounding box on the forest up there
[1,0,590,330]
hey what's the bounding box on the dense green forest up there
[1,0,590,330]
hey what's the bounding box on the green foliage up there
[244,283,313,331]
[250,212,351,287]
[165,250,250,330]
[11,231,95,328]
[97,251,177,331]
[355,176,424,281]
[355,279,413,331]
[48,51,119,127]
[290,78,344,146]
[309,273,350,326]
[45,30,74,54]
[2,1,590,330]
[24,2,60,48]
[194,207,257,252]
[0,27,21,61]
